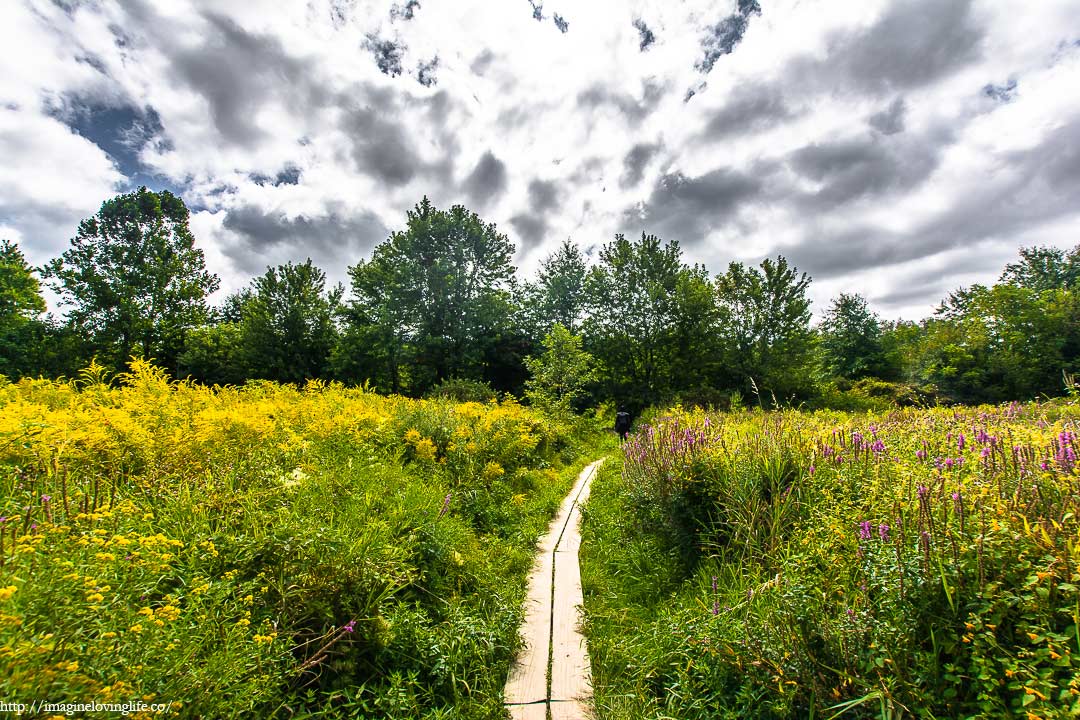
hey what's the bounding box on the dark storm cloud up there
[0,199,99,261]
[868,98,907,135]
[343,105,420,186]
[633,18,656,51]
[527,179,559,212]
[787,130,949,210]
[463,151,508,206]
[251,164,301,187]
[171,12,314,147]
[508,179,561,250]
[620,142,661,188]
[576,79,665,124]
[871,275,970,310]
[623,168,761,243]
[702,84,795,140]
[222,204,388,273]
[805,0,984,95]
[778,118,1080,281]
[510,213,547,249]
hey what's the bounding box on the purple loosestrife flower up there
[871,440,885,454]
[878,523,890,541]
[916,449,927,461]
[944,458,955,469]
[808,465,815,476]
[343,620,357,633]
[41,495,50,503]
[438,491,453,519]
[0,517,6,524]
[957,433,966,451]
[917,485,929,500]
[859,520,873,540]
[711,576,718,593]
[712,599,720,616]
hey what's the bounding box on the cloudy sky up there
[2,0,1080,320]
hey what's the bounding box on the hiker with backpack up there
[614,407,632,440]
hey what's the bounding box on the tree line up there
[2,187,1078,410]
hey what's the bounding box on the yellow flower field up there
[0,360,597,718]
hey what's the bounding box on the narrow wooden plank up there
[505,459,604,718]
[509,703,548,720]
[550,465,595,715]
[504,550,553,707]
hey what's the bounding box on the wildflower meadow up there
[582,401,1080,719]
[0,360,604,718]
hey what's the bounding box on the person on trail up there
[614,407,632,440]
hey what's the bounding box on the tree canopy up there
[12,187,1080,408]
[43,187,218,373]
[345,197,518,394]
[714,256,813,400]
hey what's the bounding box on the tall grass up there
[582,402,1080,719]
[0,360,605,718]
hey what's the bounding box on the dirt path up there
[504,459,604,720]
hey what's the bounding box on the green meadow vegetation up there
[0,361,610,718]
[3,186,1080,719]
[581,403,1080,719]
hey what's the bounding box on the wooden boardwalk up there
[504,459,603,720]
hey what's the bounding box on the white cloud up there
[1,0,1078,320]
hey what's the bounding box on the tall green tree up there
[242,259,342,384]
[524,239,588,336]
[43,188,218,373]
[918,283,1075,402]
[714,255,813,400]
[0,239,51,378]
[583,233,715,408]
[1000,244,1079,292]
[818,292,887,379]
[0,239,46,324]
[343,197,519,394]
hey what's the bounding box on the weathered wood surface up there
[504,459,603,720]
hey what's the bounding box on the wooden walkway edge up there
[504,459,604,720]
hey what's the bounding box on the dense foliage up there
[581,402,1080,718]
[42,188,218,375]
[4,188,1079,409]
[0,360,606,718]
